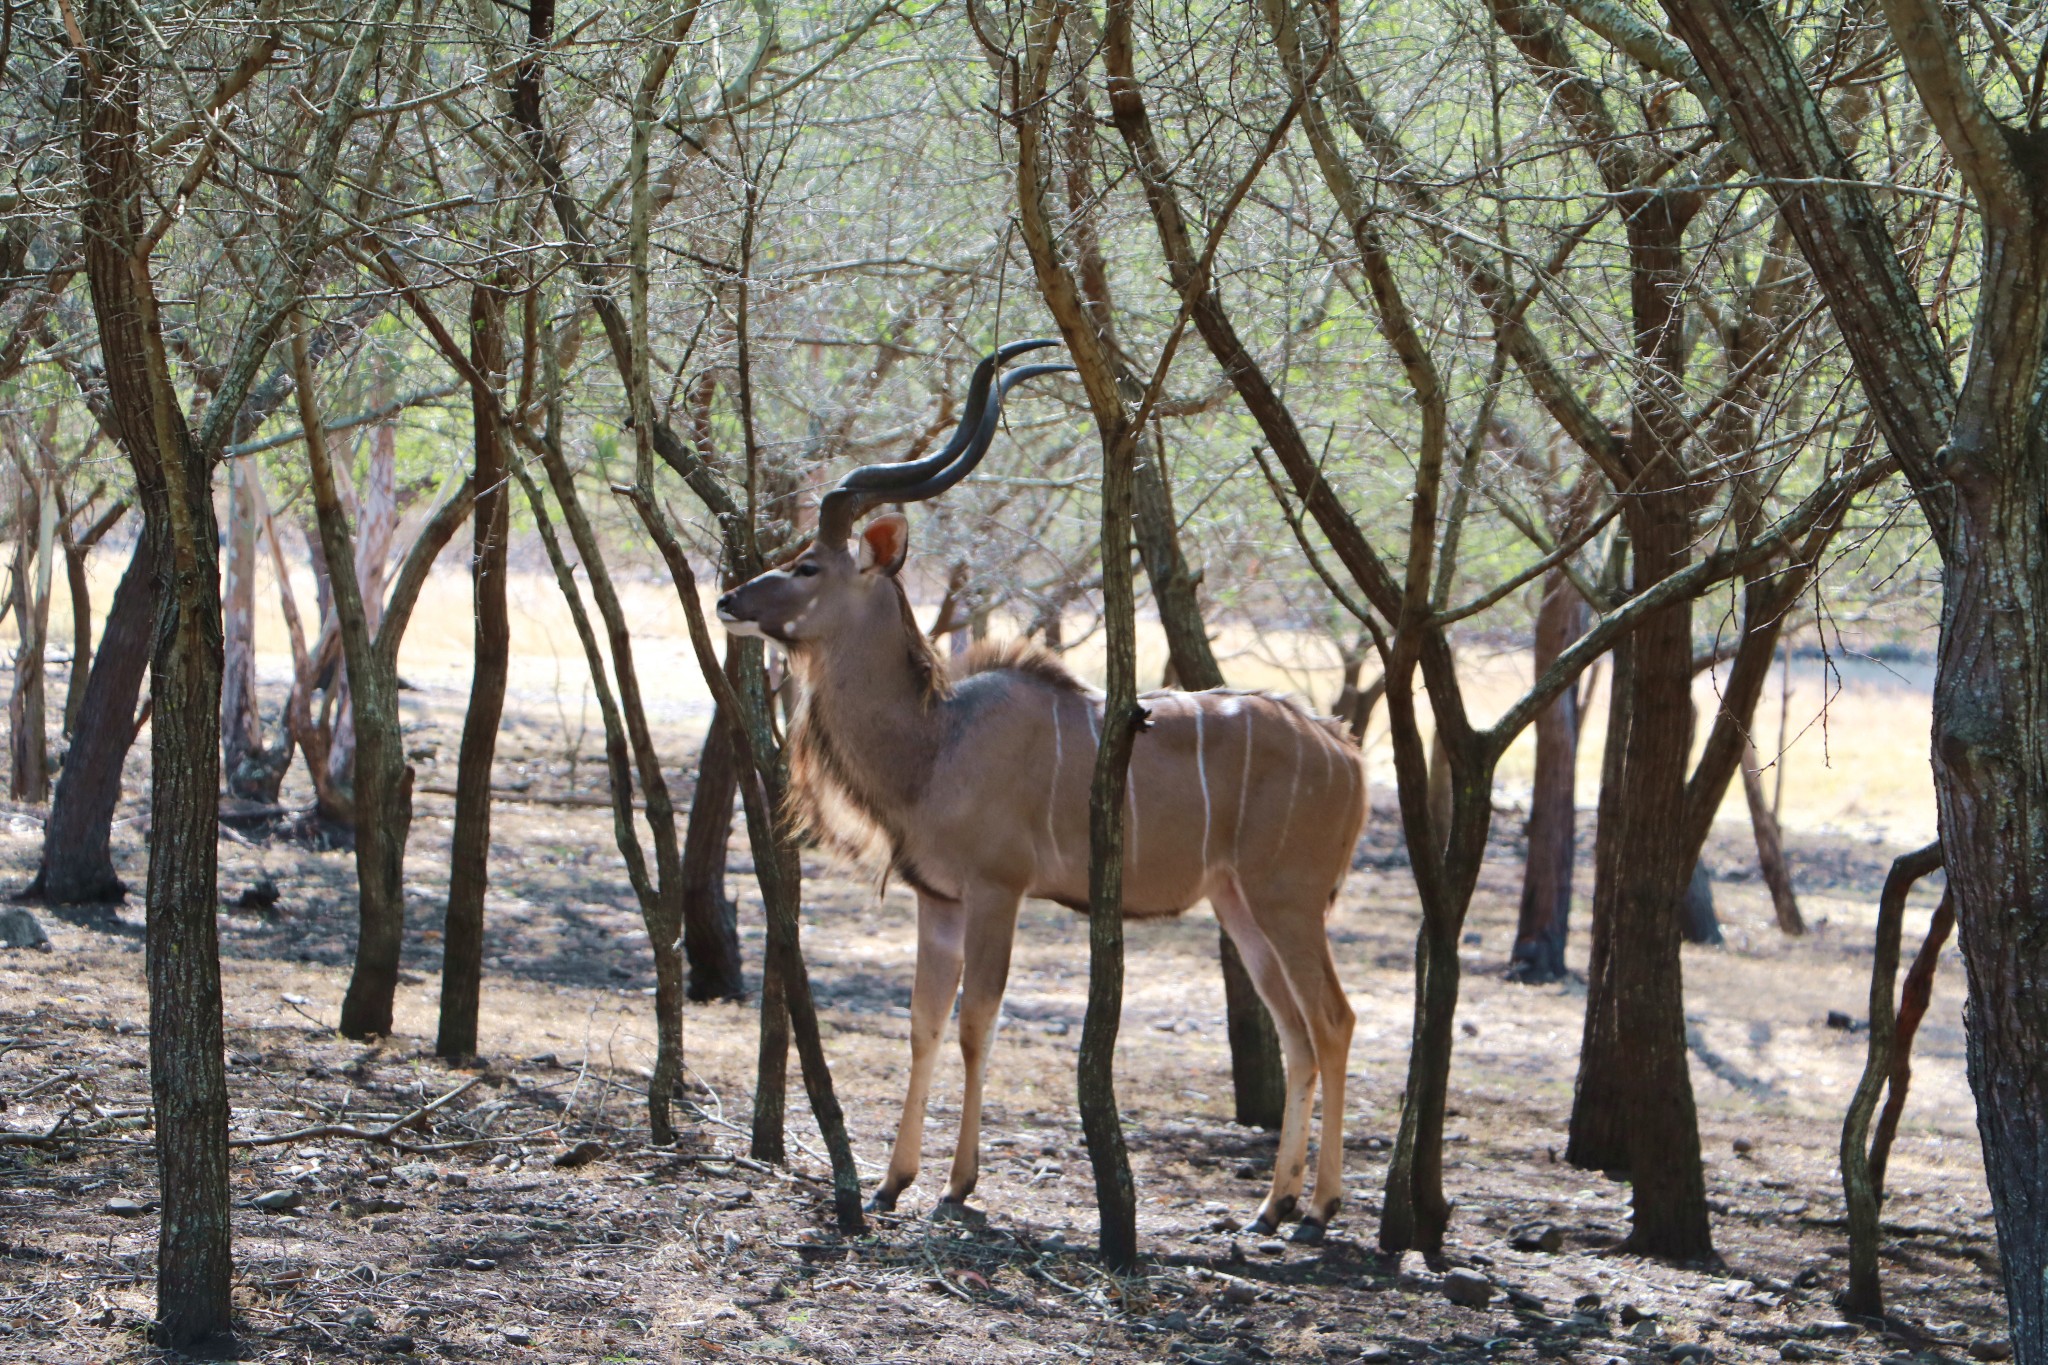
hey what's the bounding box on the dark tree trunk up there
[60,523,96,739]
[1510,571,1586,981]
[1568,489,1712,1260]
[437,282,512,1060]
[1571,631,1633,1171]
[1131,440,1285,1131]
[28,529,154,902]
[680,676,745,1003]
[1679,862,1721,946]
[1649,0,2048,1336]
[80,0,232,1338]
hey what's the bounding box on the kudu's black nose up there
[716,591,738,617]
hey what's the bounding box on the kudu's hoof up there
[1247,1194,1298,1236]
[931,1198,987,1228]
[1289,1216,1327,1245]
[867,1188,900,1214]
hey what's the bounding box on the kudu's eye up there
[793,562,820,577]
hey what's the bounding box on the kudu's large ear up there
[857,514,910,576]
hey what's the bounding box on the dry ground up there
[0,570,2000,1365]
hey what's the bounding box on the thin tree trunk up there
[326,416,396,803]
[1016,0,1138,1267]
[681,671,745,1003]
[1740,738,1804,934]
[1510,571,1586,981]
[1869,888,1953,1193]
[220,458,265,799]
[1842,842,1944,1317]
[9,476,53,800]
[437,282,513,1060]
[296,334,415,1042]
[1131,439,1285,1130]
[59,521,100,739]
[28,529,154,902]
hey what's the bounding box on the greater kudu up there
[717,342,1366,1240]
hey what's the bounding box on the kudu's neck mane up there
[784,576,951,866]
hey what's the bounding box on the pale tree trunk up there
[59,504,127,739]
[326,417,395,801]
[9,472,54,800]
[220,458,268,800]
[1741,738,1804,934]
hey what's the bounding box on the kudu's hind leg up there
[1253,899,1356,1243]
[874,893,965,1212]
[942,887,1023,1208]
[1212,880,1319,1237]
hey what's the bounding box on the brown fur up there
[956,636,1089,692]
[783,578,950,872]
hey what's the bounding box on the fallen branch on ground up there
[231,1076,485,1151]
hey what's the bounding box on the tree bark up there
[28,529,154,901]
[1510,572,1586,982]
[1741,738,1804,934]
[9,477,52,800]
[1022,0,1138,1267]
[1569,493,1712,1259]
[437,282,513,1060]
[1640,0,2048,1335]
[325,416,396,802]
[220,458,269,800]
[1842,842,1944,1316]
[79,0,231,1338]
[680,673,745,1003]
[295,335,450,1042]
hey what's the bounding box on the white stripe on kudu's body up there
[714,349,1367,1241]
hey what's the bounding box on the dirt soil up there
[0,669,2007,1364]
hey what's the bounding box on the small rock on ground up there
[1442,1269,1493,1308]
[0,906,50,951]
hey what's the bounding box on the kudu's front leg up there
[873,893,964,1212]
[941,886,1023,1209]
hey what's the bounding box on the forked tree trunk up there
[1841,841,1944,1317]
[1510,571,1586,982]
[1131,440,1285,1130]
[28,520,155,902]
[296,342,416,1042]
[437,282,513,1060]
